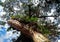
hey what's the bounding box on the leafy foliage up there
[11,14,38,23]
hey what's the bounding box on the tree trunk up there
[8,19,50,42]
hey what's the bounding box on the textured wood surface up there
[8,19,50,42]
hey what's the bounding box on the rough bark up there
[8,19,50,42]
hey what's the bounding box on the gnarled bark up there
[8,19,50,42]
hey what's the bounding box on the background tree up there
[0,0,60,42]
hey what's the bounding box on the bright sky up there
[1,0,5,3]
[0,3,20,42]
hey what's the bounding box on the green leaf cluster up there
[23,16,38,22]
[11,14,38,23]
[38,24,51,35]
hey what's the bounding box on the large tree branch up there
[8,19,50,42]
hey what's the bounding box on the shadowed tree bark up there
[15,33,34,42]
[8,19,50,42]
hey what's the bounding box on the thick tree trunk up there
[8,19,50,42]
